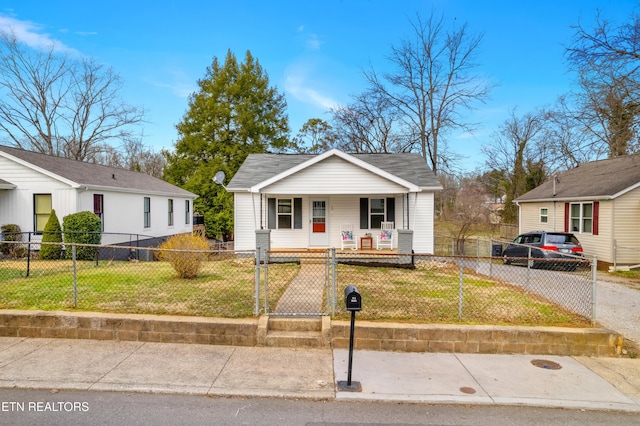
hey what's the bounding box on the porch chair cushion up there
[342,230,353,241]
[379,230,392,240]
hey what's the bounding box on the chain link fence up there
[0,239,596,326]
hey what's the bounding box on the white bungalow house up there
[0,145,197,250]
[515,154,640,269]
[226,149,442,254]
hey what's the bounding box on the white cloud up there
[305,33,323,50]
[0,14,77,54]
[284,72,340,111]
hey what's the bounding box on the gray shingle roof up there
[516,154,640,202]
[0,145,196,198]
[226,151,442,191]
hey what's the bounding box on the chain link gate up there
[257,248,336,316]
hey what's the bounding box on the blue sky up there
[1,0,635,171]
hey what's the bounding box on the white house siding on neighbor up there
[233,191,436,253]
[77,191,193,245]
[0,155,193,246]
[0,156,77,239]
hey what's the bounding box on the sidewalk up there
[0,337,639,412]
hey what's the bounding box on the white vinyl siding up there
[262,156,408,195]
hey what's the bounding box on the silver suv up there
[502,231,584,270]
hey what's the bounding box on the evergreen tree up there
[39,209,62,260]
[163,50,291,240]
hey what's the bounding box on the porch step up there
[258,316,331,348]
[268,317,322,332]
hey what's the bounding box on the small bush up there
[40,210,63,260]
[0,224,25,257]
[63,211,102,260]
[158,234,211,279]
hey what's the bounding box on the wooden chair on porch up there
[340,224,357,250]
[376,221,394,250]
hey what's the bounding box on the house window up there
[539,208,548,224]
[185,200,190,225]
[144,197,151,228]
[267,198,302,229]
[359,198,395,229]
[370,198,385,229]
[570,202,593,233]
[277,199,292,229]
[168,199,174,226]
[34,194,52,233]
[93,194,104,231]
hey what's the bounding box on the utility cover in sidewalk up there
[531,359,562,370]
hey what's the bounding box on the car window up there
[531,235,542,243]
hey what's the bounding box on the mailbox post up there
[337,285,362,392]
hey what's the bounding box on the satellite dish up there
[213,171,226,186]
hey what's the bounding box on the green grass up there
[0,256,590,326]
[333,260,590,326]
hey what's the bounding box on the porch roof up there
[227,149,442,193]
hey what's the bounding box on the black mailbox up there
[344,285,362,311]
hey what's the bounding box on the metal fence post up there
[591,255,597,325]
[254,248,261,315]
[72,244,77,308]
[263,251,269,314]
[332,247,337,316]
[458,257,463,320]
[26,232,31,277]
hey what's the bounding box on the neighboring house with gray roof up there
[515,154,640,268]
[227,149,443,253]
[0,145,197,247]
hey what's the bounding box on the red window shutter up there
[564,203,569,232]
[593,201,599,235]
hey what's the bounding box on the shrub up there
[158,234,210,279]
[0,224,26,257]
[40,210,63,260]
[63,211,102,260]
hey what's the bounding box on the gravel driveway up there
[595,273,640,346]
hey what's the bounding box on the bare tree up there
[364,11,492,174]
[0,30,144,161]
[330,90,410,153]
[565,10,640,157]
[293,118,337,154]
[97,139,165,178]
[483,109,550,223]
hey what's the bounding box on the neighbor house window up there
[570,202,593,233]
[359,198,395,229]
[168,199,174,226]
[185,200,190,225]
[267,198,302,229]
[539,208,548,224]
[34,193,52,233]
[93,194,104,231]
[144,197,151,228]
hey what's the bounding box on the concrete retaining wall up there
[0,310,623,357]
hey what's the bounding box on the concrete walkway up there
[0,337,639,412]
[274,263,327,315]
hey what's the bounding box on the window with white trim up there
[144,197,151,228]
[34,193,52,233]
[267,198,302,229]
[185,200,190,224]
[539,207,548,224]
[369,198,385,229]
[570,202,593,233]
[168,199,174,226]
